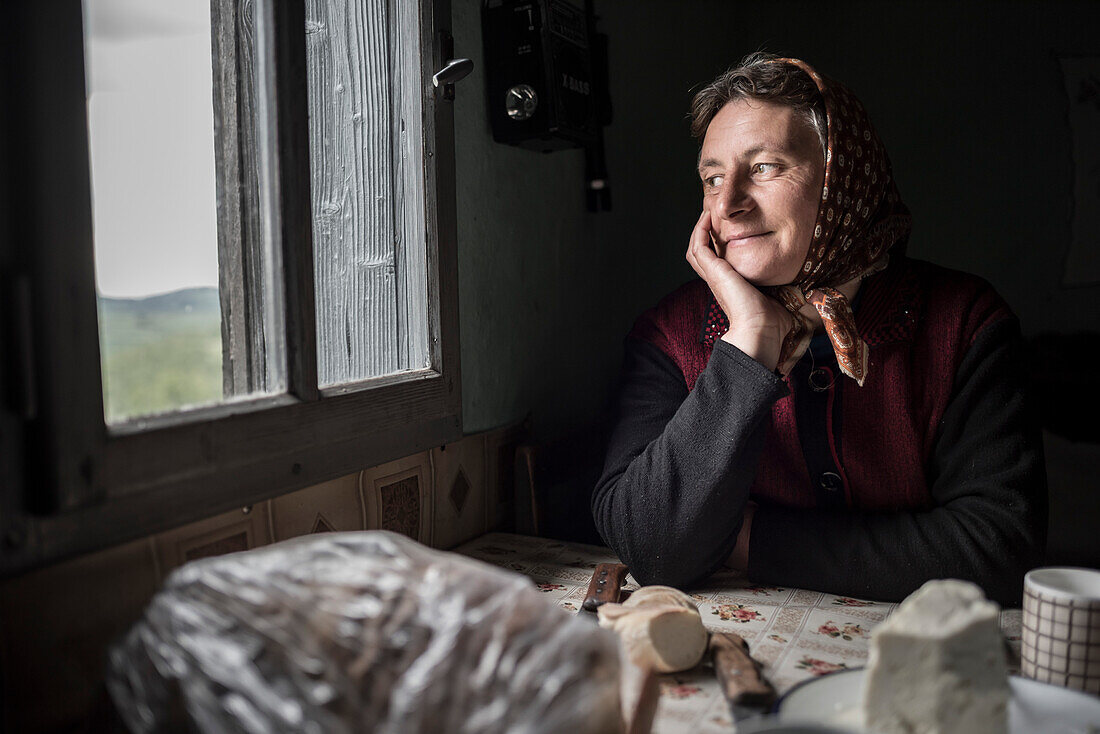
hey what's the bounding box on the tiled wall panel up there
[359,450,434,545]
[153,502,273,578]
[269,473,363,540]
[0,423,524,730]
[431,433,487,550]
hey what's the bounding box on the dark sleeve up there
[591,337,790,589]
[748,317,1047,605]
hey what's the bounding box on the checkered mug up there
[1021,567,1100,695]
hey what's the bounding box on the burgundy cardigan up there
[593,257,1047,603]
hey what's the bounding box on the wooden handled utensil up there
[710,631,777,721]
[581,562,630,612]
[576,564,653,734]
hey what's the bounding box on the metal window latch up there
[433,58,473,100]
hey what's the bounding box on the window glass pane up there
[306,0,429,387]
[82,0,284,422]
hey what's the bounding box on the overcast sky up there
[84,0,219,298]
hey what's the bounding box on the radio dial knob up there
[505,84,538,121]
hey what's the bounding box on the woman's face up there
[697,98,825,286]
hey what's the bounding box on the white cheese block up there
[863,579,1009,734]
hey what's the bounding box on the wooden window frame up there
[0,0,461,576]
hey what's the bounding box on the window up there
[85,0,242,422]
[0,0,461,575]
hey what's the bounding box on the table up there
[456,532,1023,734]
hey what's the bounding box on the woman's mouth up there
[724,231,771,246]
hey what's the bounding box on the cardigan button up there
[808,367,834,392]
[820,472,843,492]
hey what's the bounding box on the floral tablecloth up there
[456,532,1023,734]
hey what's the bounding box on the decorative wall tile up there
[269,473,362,541]
[153,502,273,577]
[379,475,422,539]
[360,452,433,546]
[311,513,336,533]
[432,434,487,550]
[184,531,249,561]
[450,467,471,515]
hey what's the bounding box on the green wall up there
[454,0,626,440]
[455,0,1100,439]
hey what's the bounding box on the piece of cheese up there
[597,585,708,673]
[863,579,1009,734]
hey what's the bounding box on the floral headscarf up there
[774,58,912,385]
[704,58,912,386]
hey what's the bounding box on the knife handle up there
[710,632,776,709]
[581,563,629,611]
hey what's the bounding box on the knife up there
[710,631,776,723]
[576,562,629,619]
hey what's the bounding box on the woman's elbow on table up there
[591,465,748,590]
[592,496,737,591]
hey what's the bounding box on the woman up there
[591,53,1046,604]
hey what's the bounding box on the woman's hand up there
[685,210,794,371]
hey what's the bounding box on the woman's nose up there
[714,176,752,219]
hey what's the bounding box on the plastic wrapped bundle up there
[107,531,624,734]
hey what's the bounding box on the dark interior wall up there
[455,0,1100,440]
[454,0,623,440]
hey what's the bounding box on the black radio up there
[482,0,597,151]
